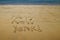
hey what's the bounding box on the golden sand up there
[0,5,60,40]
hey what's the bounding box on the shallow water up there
[0,0,60,5]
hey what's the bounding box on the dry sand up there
[0,5,60,40]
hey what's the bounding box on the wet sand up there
[0,5,60,40]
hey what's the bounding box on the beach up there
[0,5,60,40]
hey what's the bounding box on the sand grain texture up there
[0,5,60,40]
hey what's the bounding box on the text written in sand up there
[10,16,42,33]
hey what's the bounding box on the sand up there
[0,5,60,40]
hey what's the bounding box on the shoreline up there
[0,5,60,7]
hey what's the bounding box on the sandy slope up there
[0,5,60,40]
